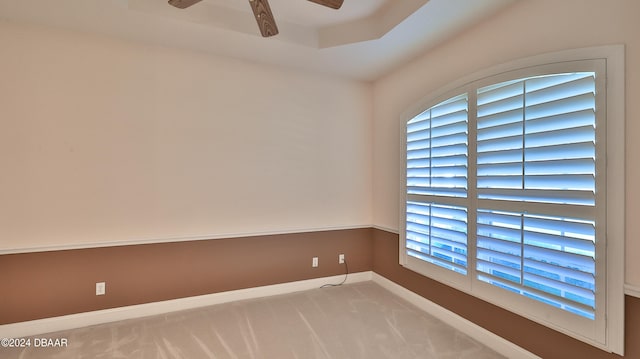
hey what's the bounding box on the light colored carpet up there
[3,281,505,358]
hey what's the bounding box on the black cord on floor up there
[320,259,349,288]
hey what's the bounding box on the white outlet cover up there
[96,282,106,296]
[312,257,318,267]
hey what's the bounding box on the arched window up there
[400,47,624,354]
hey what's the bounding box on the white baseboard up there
[0,271,372,339]
[372,273,541,359]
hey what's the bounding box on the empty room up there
[1,0,639,358]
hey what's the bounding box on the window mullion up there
[467,89,478,288]
[522,80,526,191]
[521,81,526,286]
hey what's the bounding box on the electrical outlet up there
[312,257,319,268]
[339,254,345,264]
[96,282,106,296]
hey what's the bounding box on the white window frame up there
[399,46,624,354]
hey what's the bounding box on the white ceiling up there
[0,0,516,81]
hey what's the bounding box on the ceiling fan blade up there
[168,0,203,9]
[307,0,343,10]
[248,0,279,37]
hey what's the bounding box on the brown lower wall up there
[372,228,639,359]
[0,228,373,324]
[3,227,639,358]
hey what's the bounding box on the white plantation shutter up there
[401,51,625,352]
[406,201,468,274]
[476,73,596,205]
[407,94,469,198]
[476,210,596,319]
[405,94,469,277]
[475,72,597,319]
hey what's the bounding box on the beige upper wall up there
[0,21,372,251]
[3,0,639,286]
[372,0,640,285]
